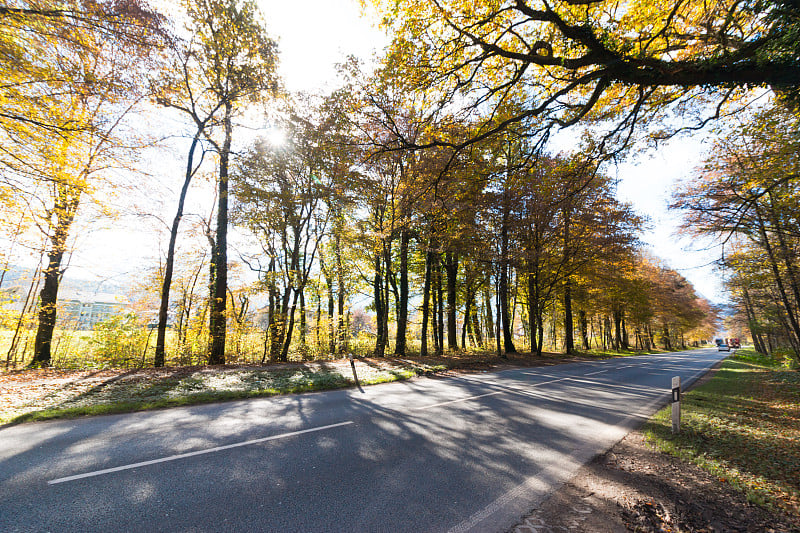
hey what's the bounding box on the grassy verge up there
[643,348,800,515]
[2,360,447,426]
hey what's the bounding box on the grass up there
[642,348,800,516]
[1,360,447,425]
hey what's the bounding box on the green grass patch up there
[643,348,800,515]
[1,361,447,425]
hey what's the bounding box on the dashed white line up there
[48,421,354,485]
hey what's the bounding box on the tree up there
[177,0,278,365]
[10,7,160,367]
[674,104,800,363]
[234,110,330,362]
[367,0,799,154]
[0,0,164,153]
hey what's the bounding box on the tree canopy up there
[368,0,800,153]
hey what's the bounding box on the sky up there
[62,0,726,304]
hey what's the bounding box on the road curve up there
[0,348,727,532]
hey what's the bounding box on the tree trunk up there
[742,288,767,354]
[483,281,494,347]
[613,307,622,351]
[499,216,516,354]
[579,309,589,350]
[471,295,483,347]
[394,229,410,356]
[462,293,471,349]
[373,249,386,357]
[434,254,444,356]
[421,246,433,357]
[31,190,80,368]
[155,130,203,367]
[445,252,458,351]
[756,205,800,356]
[299,287,306,347]
[563,278,574,354]
[621,313,629,349]
[527,272,537,354]
[335,231,347,354]
[208,102,232,365]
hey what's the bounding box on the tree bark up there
[499,219,516,354]
[155,130,203,367]
[444,252,459,351]
[394,229,410,356]
[579,309,589,350]
[31,189,80,367]
[756,205,800,356]
[373,249,386,357]
[208,102,232,365]
[563,278,574,354]
[421,245,433,357]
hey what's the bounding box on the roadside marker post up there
[671,376,681,434]
[349,353,360,388]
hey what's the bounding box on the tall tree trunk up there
[335,230,347,354]
[279,289,302,362]
[579,309,590,350]
[483,281,494,347]
[495,274,503,357]
[383,240,392,354]
[31,189,80,368]
[471,294,483,347]
[462,294,470,349]
[499,209,516,354]
[208,102,232,365]
[613,307,622,350]
[320,256,336,356]
[421,246,433,357]
[756,205,800,356]
[742,288,767,354]
[527,272,537,354]
[563,278,574,354]
[436,256,445,356]
[621,313,629,349]
[445,252,459,351]
[155,130,203,367]
[299,288,306,347]
[373,249,386,357]
[394,229,410,356]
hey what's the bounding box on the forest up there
[1,0,798,370]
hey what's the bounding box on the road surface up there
[0,348,727,532]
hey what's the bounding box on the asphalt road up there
[0,348,728,532]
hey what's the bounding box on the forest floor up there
[0,349,620,425]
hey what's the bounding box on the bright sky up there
[65,0,726,304]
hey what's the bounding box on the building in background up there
[58,290,130,329]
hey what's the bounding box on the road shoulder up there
[510,356,800,533]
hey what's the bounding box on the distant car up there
[718,343,730,352]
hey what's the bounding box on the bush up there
[90,313,150,368]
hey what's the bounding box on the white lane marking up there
[48,421,354,485]
[410,391,503,411]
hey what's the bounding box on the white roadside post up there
[671,376,681,434]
